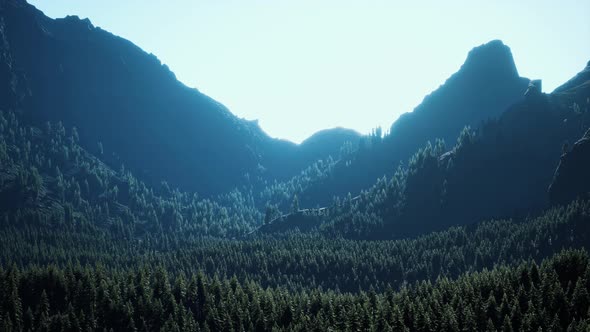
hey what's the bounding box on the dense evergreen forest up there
[2,0,590,330]
[2,248,590,331]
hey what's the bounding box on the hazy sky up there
[30,1,590,143]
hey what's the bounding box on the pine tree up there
[549,313,563,332]
[23,307,34,332]
[39,289,50,318]
[571,278,589,318]
[461,304,478,332]
[501,315,513,332]
[291,195,300,214]
[8,266,23,331]
[485,292,499,326]
[485,318,497,332]
[196,271,208,322]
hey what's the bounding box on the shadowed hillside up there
[0,0,359,196]
[258,61,590,239]
[296,40,532,207]
[2,1,590,330]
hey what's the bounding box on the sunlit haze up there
[30,0,590,143]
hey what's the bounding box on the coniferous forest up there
[1,0,590,330]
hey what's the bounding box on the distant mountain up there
[386,39,530,155]
[260,60,590,239]
[0,0,357,195]
[298,127,360,160]
[3,0,589,241]
[296,40,532,206]
[3,1,590,330]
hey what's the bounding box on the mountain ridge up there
[0,1,359,196]
[293,39,532,207]
[2,1,590,331]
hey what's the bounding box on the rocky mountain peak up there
[459,40,519,79]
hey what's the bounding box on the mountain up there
[549,128,590,205]
[2,1,590,330]
[259,60,590,239]
[388,39,529,153]
[0,0,357,196]
[298,127,360,160]
[295,40,532,207]
[3,0,588,240]
[0,0,533,203]
[553,60,590,94]
[547,61,590,205]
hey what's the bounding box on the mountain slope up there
[387,40,529,153]
[259,60,590,239]
[0,0,357,196]
[549,128,590,205]
[3,2,590,331]
[297,40,532,206]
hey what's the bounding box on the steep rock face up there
[549,129,590,205]
[0,0,353,195]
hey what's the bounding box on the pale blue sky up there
[30,0,590,143]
